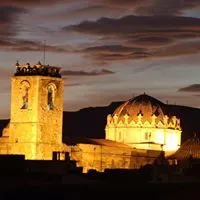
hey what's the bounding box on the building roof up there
[63,137,162,157]
[63,137,131,148]
[169,136,200,160]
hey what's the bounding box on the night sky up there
[0,0,200,118]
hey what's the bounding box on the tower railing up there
[14,62,61,78]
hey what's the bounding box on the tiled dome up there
[106,93,182,153]
[113,94,168,122]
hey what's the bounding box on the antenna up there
[43,40,46,66]
[16,60,19,66]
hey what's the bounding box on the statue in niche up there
[113,114,118,124]
[124,114,129,124]
[177,118,180,127]
[47,86,54,110]
[137,113,143,123]
[163,115,169,126]
[151,114,157,126]
[171,116,176,126]
[107,114,112,124]
[21,83,29,109]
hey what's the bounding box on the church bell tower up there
[9,62,64,160]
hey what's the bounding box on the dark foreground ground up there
[1,182,200,200]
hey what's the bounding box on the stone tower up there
[8,62,64,160]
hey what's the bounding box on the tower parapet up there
[14,61,61,78]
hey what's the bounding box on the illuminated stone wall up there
[0,137,11,154]
[105,113,182,155]
[67,143,162,173]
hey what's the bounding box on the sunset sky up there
[0,0,200,118]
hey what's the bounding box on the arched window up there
[47,84,56,110]
[20,81,30,109]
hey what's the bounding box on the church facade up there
[0,62,182,173]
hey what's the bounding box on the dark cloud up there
[103,0,200,15]
[82,44,148,62]
[118,31,200,45]
[41,5,126,22]
[135,0,200,15]
[178,84,200,92]
[156,40,200,57]
[65,15,200,49]
[0,0,144,9]
[0,0,71,7]
[35,0,200,27]
[1,0,199,16]
[84,45,144,53]
[0,39,70,53]
[104,0,146,5]
[83,44,151,61]
[65,15,200,36]
[64,15,200,62]
[80,40,200,62]
[82,40,200,62]
[3,0,199,16]
[130,36,174,46]
[91,52,151,61]
[61,69,115,76]
[0,6,25,22]
[0,6,26,38]
[103,0,150,9]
